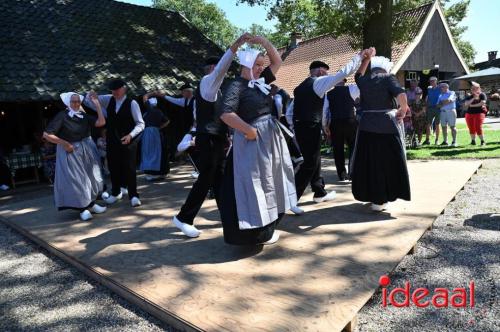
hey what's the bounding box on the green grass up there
[407,128,500,160]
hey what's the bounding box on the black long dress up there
[351,68,411,205]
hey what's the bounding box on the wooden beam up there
[342,315,357,332]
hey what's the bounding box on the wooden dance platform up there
[0,159,481,332]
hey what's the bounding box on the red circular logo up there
[379,275,391,287]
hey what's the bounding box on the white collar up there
[115,95,127,103]
[68,108,84,118]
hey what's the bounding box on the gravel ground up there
[0,222,175,332]
[1,160,498,332]
[354,159,500,332]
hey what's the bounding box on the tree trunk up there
[363,0,392,59]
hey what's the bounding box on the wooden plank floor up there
[0,160,481,332]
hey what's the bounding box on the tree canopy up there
[152,0,240,49]
[153,0,475,67]
[237,0,475,66]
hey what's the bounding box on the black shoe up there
[339,171,348,181]
[440,141,449,146]
[422,140,430,145]
[471,140,476,145]
[480,140,485,146]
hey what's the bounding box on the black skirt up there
[351,130,411,205]
[219,150,282,245]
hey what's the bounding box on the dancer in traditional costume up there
[322,78,360,181]
[143,33,251,237]
[43,92,107,221]
[147,84,195,161]
[351,53,411,211]
[218,36,297,245]
[291,51,369,211]
[84,79,145,207]
[140,97,170,181]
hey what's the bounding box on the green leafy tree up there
[238,0,475,65]
[440,0,475,67]
[152,0,239,48]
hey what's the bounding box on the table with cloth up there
[5,152,42,188]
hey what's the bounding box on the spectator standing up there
[464,82,488,145]
[423,76,441,145]
[406,79,426,144]
[436,83,457,147]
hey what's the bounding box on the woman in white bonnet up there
[43,92,107,221]
[351,55,411,212]
[217,36,297,245]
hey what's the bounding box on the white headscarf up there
[237,48,271,95]
[370,56,394,73]
[60,92,84,118]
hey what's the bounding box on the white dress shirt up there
[312,54,362,98]
[285,54,362,131]
[177,132,194,152]
[199,48,234,102]
[83,94,145,138]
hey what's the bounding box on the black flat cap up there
[107,78,127,90]
[309,60,329,70]
[204,56,220,66]
[180,83,194,90]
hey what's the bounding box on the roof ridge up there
[111,0,178,14]
[278,33,350,51]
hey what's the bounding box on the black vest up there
[326,86,356,121]
[293,77,324,123]
[106,97,136,144]
[195,87,227,136]
[183,97,195,133]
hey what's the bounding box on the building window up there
[407,72,418,80]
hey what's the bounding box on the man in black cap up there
[291,51,368,208]
[322,78,360,181]
[84,78,145,207]
[144,32,251,237]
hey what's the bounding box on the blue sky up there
[118,0,498,63]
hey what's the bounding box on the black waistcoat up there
[326,86,356,121]
[195,87,227,136]
[293,77,324,123]
[183,97,195,132]
[106,97,135,144]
